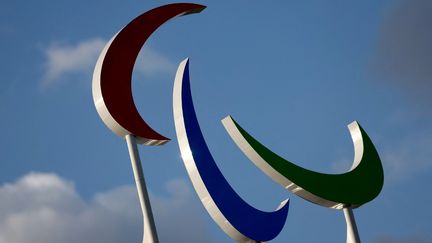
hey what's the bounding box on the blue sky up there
[1,0,431,242]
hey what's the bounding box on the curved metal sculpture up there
[222,116,384,209]
[222,116,384,242]
[92,4,206,243]
[173,59,289,242]
[93,3,205,145]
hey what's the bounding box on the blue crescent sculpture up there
[173,58,289,242]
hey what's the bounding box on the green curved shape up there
[222,116,384,209]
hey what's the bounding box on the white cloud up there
[42,38,106,87]
[0,172,212,243]
[371,0,432,103]
[135,47,176,78]
[380,135,432,182]
[337,140,431,184]
[42,38,175,87]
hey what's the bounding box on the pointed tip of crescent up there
[221,115,236,128]
[135,137,170,146]
[222,115,233,122]
[182,57,190,64]
[348,120,360,129]
[277,198,290,211]
[182,5,207,16]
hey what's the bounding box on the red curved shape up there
[93,3,206,145]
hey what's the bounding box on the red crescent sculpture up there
[92,3,206,145]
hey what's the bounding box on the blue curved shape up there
[173,58,289,241]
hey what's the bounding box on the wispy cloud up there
[380,135,431,182]
[42,38,106,87]
[329,130,431,183]
[135,46,176,78]
[0,173,212,243]
[42,38,175,87]
[371,0,432,103]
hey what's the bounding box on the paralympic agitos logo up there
[92,3,384,243]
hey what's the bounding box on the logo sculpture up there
[222,116,383,242]
[92,3,384,243]
[92,4,206,243]
[173,59,289,242]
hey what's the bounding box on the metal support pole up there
[126,134,159,243]
[343,207,361,243]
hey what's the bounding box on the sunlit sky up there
[1,0,431,242]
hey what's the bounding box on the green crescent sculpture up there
[222,116,384,209]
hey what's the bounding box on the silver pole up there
[126,134,159,243]
[343,207,361,243]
